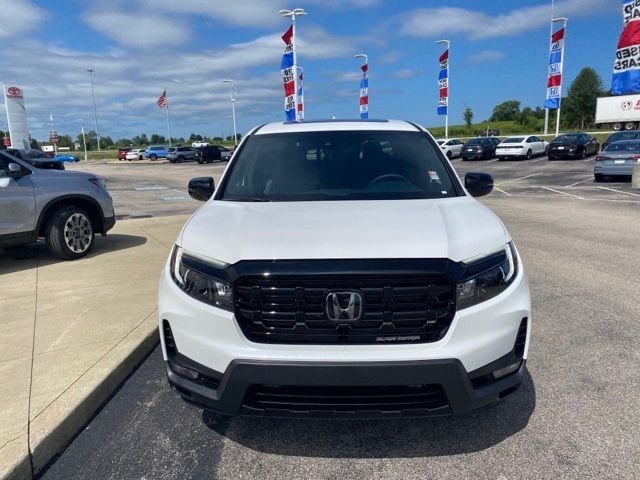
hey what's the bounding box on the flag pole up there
[165,87,172,148]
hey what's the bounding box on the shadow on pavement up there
[203,370,535,459]
[0,234,148,273]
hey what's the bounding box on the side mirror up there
[7,163,24,179]
[464,172,493,198]
[188,176,215,201]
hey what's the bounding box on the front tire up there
[178,156,185,163]
[526,149,532,160]
[581,149,587,160]
[149,154,157,161]
[46,206,94,260]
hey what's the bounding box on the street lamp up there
[221,80,237,146]
[279,8,307,120]
[80,119,88,162]
[552,17,568,138]
[87,69,101,151]
[354,54,368,119]
[436,39,450,139]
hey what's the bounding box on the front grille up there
[515,318,528,357]
[234,274,455,344]
[242,384,450,415]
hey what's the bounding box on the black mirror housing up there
[188,177,215,201]
[7,163,24,179]
[464,172,494,198]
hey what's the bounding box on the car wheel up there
[581,150,587,160]
[139,156,143,160]
[46,206,94,260]
[149,154,157,161]
[178,156,185,163]
[526,149,532,160]
[594,174,604,183]
[446,151,452,159]
[197,159,203,164]
[548,155,555,160]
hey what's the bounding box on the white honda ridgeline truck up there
[158,120,531,418]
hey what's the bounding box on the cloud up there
[398,0,613,40]
[83,12,191,47]
[0,0,47,38]
[392,68,421,79]
[139,0,289,28]
[468,50,505,64]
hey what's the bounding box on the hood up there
[178,197,509,264]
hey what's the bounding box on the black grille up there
[242,384,449,415]
[234,274,455,344]
[515,318,528,357]
[162,320,177,355]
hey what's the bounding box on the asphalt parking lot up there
[42,156,640,479]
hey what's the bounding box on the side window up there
[0,155,7,179]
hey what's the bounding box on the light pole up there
[87,69,101,151]
[279,8,307,119]
[221,80,237,146]
[354,53,368,119]
[552,17,567,138]
[436,39,450,139]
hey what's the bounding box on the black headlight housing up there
[456,242,518,310]
[169,245,233,311]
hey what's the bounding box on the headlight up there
[456,242,518,310]
[169,245,233,311]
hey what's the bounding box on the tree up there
[30,138,40,150]
[150,134,166,144]
[490,100,521,122]
[562,67,605,129]
[132,134,149,146]
[57,134,74,150]
[463,107,473,128]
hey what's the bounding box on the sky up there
[0,0,624,142]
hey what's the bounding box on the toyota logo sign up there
[6,86,23,99]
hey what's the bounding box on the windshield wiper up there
[224,197,272,202]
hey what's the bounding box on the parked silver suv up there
[0,151,115,259]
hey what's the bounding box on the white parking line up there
[564,177,593,187]
[486,158,500,163]
[495,172,544,186]
[531,157,547,163]
[583,157,595,162]
[541,186,586,199]
[494,187,512,196]
[597,186,640,197]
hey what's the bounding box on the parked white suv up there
[159,120,531,418]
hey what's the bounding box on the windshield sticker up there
[428,170,440,181]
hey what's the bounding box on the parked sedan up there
[594,140,640,182]
[168,146,197,163]
[496,135,548,160]
[548,133,599,160]
[436,138,464,159]
[125,148,145,161]
[213,145,233,161]
[601,130,640,150]
[5,148,65,170]
[461,137,501,160]
[54,153,79,163]
[144,145,168,161]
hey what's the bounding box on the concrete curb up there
[4,323,159,479]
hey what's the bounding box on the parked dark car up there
[195,145,223,164]
[212,145,233,161]
[478,129,501,137]
[547,133,599,160]
[461,137,501,160]
[601,130,640,150]
[117,147,131,161]
[5,148,65,170]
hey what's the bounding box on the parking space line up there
[542,186,585,199]
[564,177,593,187]
[486,158,500,163]
[495,172,544,186]
[597,186,640,197]
[531,157,547,163]
[494,187,511,196]
[583,157,594,162]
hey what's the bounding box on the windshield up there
[437,140,445,145]
[501,137,525,144]
[220,131,460,202]
[604,142,640,153]
[553,135,579,144]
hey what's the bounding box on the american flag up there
[156,89,167,108]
